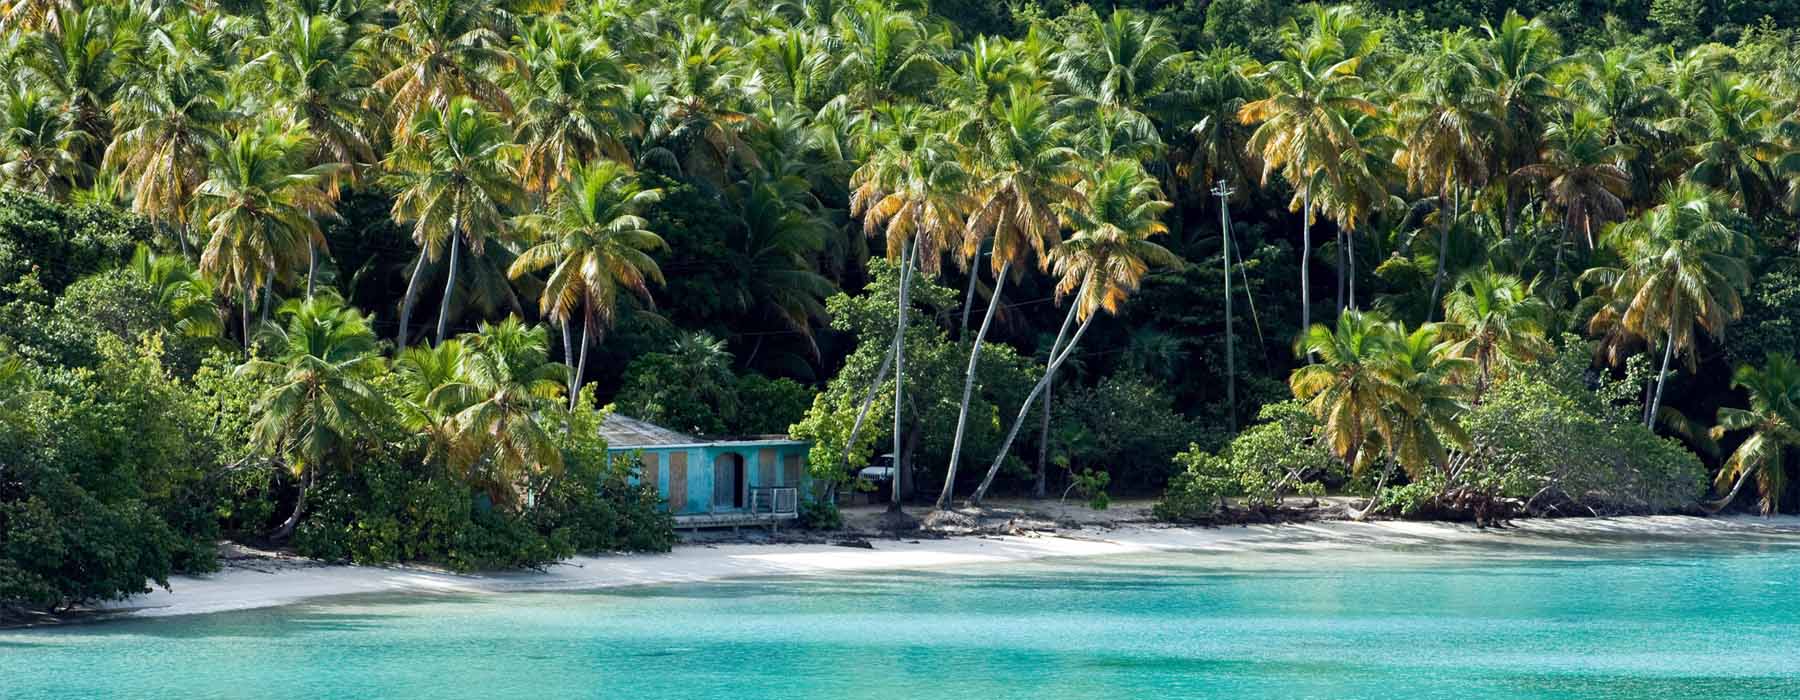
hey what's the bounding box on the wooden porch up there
[673,487,801,531]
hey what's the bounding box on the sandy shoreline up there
[86,513,1800,622]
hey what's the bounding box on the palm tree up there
[257,10,378,174]
[375,0,512,137]
[827,0,945,109]
[1470,11,1567,235]
[1568,46,1673,204]
[1514,107,1631,286]
[1382,323,1473,481]
[850,104,971,510]
[0,0,75,32]
[969,159,1179,505]
[1438,267,1550,389]
[1307,110,1398,310]
[0,83,91,197]
[1583,183,1752,428]
[722,176,836,365]
[1052,8,1180,142]
[17,4,138,169]
[751,25,834,111]
[428,317,568,508]
[386,96,522,348]
[1677,77,1781,215]
[1172,49,1262,198]
[1290,309,1408,476]
[105,57,234,257]
[509,160,666,409]
[1394,33,1494,317]
[511,18,636,196]
[940,89,1082,509]
[1708,355,1800,515]
[194,121,343,349]
[128,244,223,339]
[646,19,758,184]
[236,294,385,540]
[1239,6,1378,333]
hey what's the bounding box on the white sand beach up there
[97,513,1800,620]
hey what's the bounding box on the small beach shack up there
[602,414,811,529]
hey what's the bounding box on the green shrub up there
[1156,401,1335,521]
[799,499,843,530]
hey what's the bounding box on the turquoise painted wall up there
[612,442,810,514]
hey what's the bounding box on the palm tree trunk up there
[1648,325,1676,429]
[890,240,919,512]
[1030,301,1081,501]
[398,249,428,350]
[841,342,895,473]
[1428,192,1452,322]
[1033,376,1051,499]
[1347,462,1394,522]
[1703,464,1759,514]
[939,261,1010,509]
[261,272,274,325]
[306,241,317,300]
[1346,230,1356,311]
[1335,228,1345,313]
[571,314,593,411]
[1300,189,1312,335]
[240,283,253,352]
[969,310,1096,506]
[960,265,979,340]
[436,233,461,345]
[562,319,576,391]
[270,468,315,542]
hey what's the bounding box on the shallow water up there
[6,527,1800,699]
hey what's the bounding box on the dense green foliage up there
[8,0,1800,612]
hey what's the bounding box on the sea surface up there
[5,522,1800,699]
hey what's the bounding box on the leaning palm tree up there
[385,96,522,348]
[940,88,1082,509]
[1583,183,1752,428]
[509,160,666,410]
[428,317,568,508]
[968,159,1179,506]
[193,121,343,349]
[236,294,385,540]
[1438,267,1551,390]
[1239,6,1378,333]
[1707,355,1800,515]
[849,104,972,510]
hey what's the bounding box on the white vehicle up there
[857,453,897,483]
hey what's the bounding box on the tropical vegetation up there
[8,0,1800,614]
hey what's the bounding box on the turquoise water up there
[5,529,1800,699]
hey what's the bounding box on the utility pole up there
[1213,179,1237,434]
